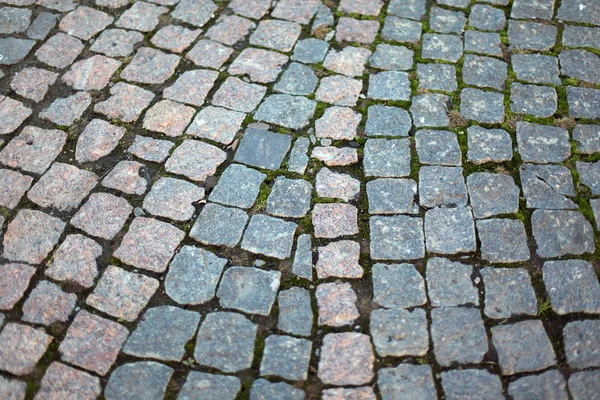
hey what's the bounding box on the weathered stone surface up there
[466,126,512,164]
[336,17,379,44]
[3,209,65,264]
[142,100,195,137]
[508,370,569,400]
[229,48,288,83]
[316,107,361,141]
[378,364,436,400]
[0,38,35,65]
[10,67,58,102]
[206,15,255,46]
[422,33,463,62]
[59,310,128,375]
[312,203,359,238]
[365,105,411,137]
[467,173,519,218]
[370,44,413,72]
[151,25,200,53]
[102,161,147,196]
[570,371,600,400]
[165,246,227,305]
[563,25,600,49]
[143,177,204,221]
[163,70,218,107]
[35,32,83,68]
[291,235,312,280]
[543,260,600,314]
[186,40,233,69]
[316,240,361,279]
[512,54,560,85]
[0,263,35,310]
[105,362,173,400]
[316,168,360,201]
[250,19,301,51]
[411,94,451,127]
[469,4,505,31]
[278,287,313,337]
[426,257,478,307]
[76,119,125,163]
[209,164,265,209]
[509,20,557,51]
[228,0,270,19]
[368,71,410,101]
[516,122,570,163]
[371,308,428,358]
[463,54,506,90]
[557,0,600,25]
[27,12,56,40]
[166,139,226,182]
[0,96,31,135]
[234,129,292,170]
[71,192,132,240]
[481,267,537,319]
[266,177,312,218]
[179,372,241,400]
[491,320,556,375]
[367,178,417,215]
[415,130,461,166]
[532,210,595,258]
[324,47,371,78]
[312,146,359,166]
[364,139,410,177]
[460,88,505,123]
[250,379,305,400]
[271,0,320,24]
[241,214,297,259]
[512,0,555,20]
[127,135,173,163]
[0,7,31,34]
[0,169,32,209]
[36,362,101,400]
[567,86,600,119]
[563,320,600,369]
[417,63,456,92]
[218,266,280,315]
[0,323,52,376]
[255,94,316,129]
[477,219,530,263]
[40,92,91,126]
[370,215,425,260]
[425,207,476,254]
[172,0,216,27]
[316,282,359,327]
[261,335,311,380]
[190,203,248,247]
[520,164,576,210]
[212,77,266,113]
[464,30,502,56]
[194,311,257,372]
[319,333,374,386]
[316,75,363,106]
[419,166,467,208]
[577,161,600,196]
[510,83,557,118]
[382,16,422,43]
[116,1,167,31]
[442,370,503,400]
[90,29,144,57]
[322,387,375,400]
[121,47,180,84]
[21,281,75,326]
[95,82,154,122]
[372,263,426,308]
[430,6,466,34]
[186,106,245,145]
[46,234,101,288]
[574,124,600,155]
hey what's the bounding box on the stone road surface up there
[0,0,600,398]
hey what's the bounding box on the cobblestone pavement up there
[1,0,600,398]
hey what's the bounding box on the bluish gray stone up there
[415,130,461,166]
[287,137,310,174]
[123,306,201,361]
[574,124,600,154]
[477,219,530,263]
[467,126,512,164]
[372,263,427,308]
[254,95,316,129]
[516,122,570,163]
[438,0,470,7]
[411,94,451,127]
[274,62,318,96]
[27,12,57,40]
[388,0,426,20]
[364,139,410,177]
[277,287,313,337]
[368,71,410,101]
[508,370,568,400]
[234,128,292,170]
[426,257,478,307]
[469,4,506,31]
[508,20,557,51]
[532,210,595,258]
[563,320,600,369]
[292,234,312,280]
[510,83,557,117]
[371,308,428,357]
[567,86,600,119]
[291,38,329,64]
[543,260,600,314]
[172,0,216,27]
[460,88,505,123]
[491,320,556,375]
[367,178,417,215]
[266,177,312,218]
[511,0,555,20]
[467,172,520,218]
[178,372,241,400]
[250,379,305,400]
[370,44,413,71]
[562,25,600,49]
[481,267,537,319]
[431,307,488,366]
[190,203,248,247]
[311,4,334,36]
[210,164,266,209]
[218,266,280,316]
[520,164,577,209]
[165,246,228,305]
[557,0,600,26]
[260,335,312,381]
[105,362,173,400]
[0,7,31,34]
[370,216,425,260]
[381,16,422,43]
[419,166,468,208]
[464,30,503,57]
[463,54,507,90]
[365,105,412,137]
[442,370,503,400]
[425,207,476,254]
[241,214,297,259]
[0,38,36,65]
[378,364,436,400]
[430,7,466,34]
[569,371,600,400]
[512,54,561,85]
[577,160,600,195]
[421,33,463,62]
[417,63,457,92]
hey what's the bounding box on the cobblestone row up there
[0,0,599,399]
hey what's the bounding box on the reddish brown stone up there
[324,47,372,77]
[186,40,233,69]
[271,0,320,24]
[142,177,205,221]
[165,139,227,182]
[62,55,121,91]
[229,0,271,19]
[10,67,58,102]
[94,82,155,122]
[75,119,126,163]
[0,263,35,310]
[151,25,201,53]
[45,234,102,288]
[0,127,66,174]
[250,19,302,52]
[59,6,113,40]
[0,168,33,209]
[86,266,159,321]
[121,47,180,84]
[315,167,360,201]
[311,146,359,166]
[0,323,52,376]
[323,387,376,400]
[316,282,360,327]
[101,161,148,195]
[316,75,363,106]
[142,100,196,137]
[35,32,84,68]
[59,310,129,375]
[312,203,359,238]
[318,332,375,386]
[0,95,31,134]
[163,69,219,107]
[36,362,101,400]
[206,15,255,46]
[186,106,246,145]
[71,192,132,240]
[316,106,362,140]
[212,77,267,113]
[127,135,174,163]
[21,281,76,326]
[316,240,362,279]
[39,92,91,126]
[336,18,380,44]
[228,48,288,83]
[90,28,144,57]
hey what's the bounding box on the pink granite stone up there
[0,263,35,310]
[0,323,52,376]
[316,240,362,279]
[318,332,375,385]
[316,282,360,327]
[312,203,359,238]
[45,234,102,288]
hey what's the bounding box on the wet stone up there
[121,47,180,84]
[0,127,66,174]
[371,308,428,357]
[469,4,506,31]
[460,88,505,123]
[63,55,121,91]
[194,311,257,372]
[179,372,241,400]
[123,306,200,362]
[416,130,461,166]
[76,119,125,163]
[292,38,329,64]
[0,169,32,209]
[127,135,173,163]
[508,370,569,400]
[142,100,195,137]
[316,107,361,141]
[166,139,227,182]
[372,263,426,308]
[312,146,359,166]
[261,335,311,381]
[426,257,478,307]
[417,63,457,92]
[210,164,265,209]
[511,83,557,118]
[0,263,35,310]
[186,40,233,69]
[567,86,600,119]
[312,203,359,238]
[105,362,173,400]
[0,96,31,135]
[562,25,600,49]
[229,0,270,19]
[569,371,600,400]
[442,370,503,400]
[151,25,200,53]
[316,240,362,279]
[229,48,288,83]
[278,287,313,337]
[508,21,557,51]
[317,282,359,327]
[87,266,158,322]
[266,177,312,218]
[464,30,503,57]
[520,164,576,209]
[381,16,422,43]
[563,320,600,368]
[143,177,204,221]
[378,364,436,400]
[557,0,600,25]
[543,260,600,314]
[94,82,155,123]
[21,281,75,326]
[35,32,83,68]
[27,12,56,40]
[234,129,292,170]
[37,362,101,400]
[10,67,58,102]
[512,54,561,85]
[3,209,65,264]
[319,333,374,386]
[254,94,316,129]
[274,62,318,96]
[491,320,556,375]
[364,139,410,177]
[116,1,167,32]
[241,214,297,259]
[71,192,132,240]
[190,203,248,247]
[0,38,35,65]
[430,7,466,34]
[212,77,266,113]
[425,207,476,254]
[292,234,313,280]
[187,106,245,145]
[517,122,570,163]
[172,0,217,27]
[419,166,467,208]
[164,70,219,107]
[574,124,600,154]
[250,19,301,52]
[468,173,519,218]
[422,33,463,62]
[46,234,101,288]
[40,92,91,126]
[577,160,600,195]
[0,323,52,376]
[533,210,595,258]
[431,307,488,366]
[367,178,417,215]
[206,15,255,46]
[370,215,425,260]
[59,6,113,40]
[411,94,451,127]
[463,54,507,90]
[316,75,362,106]
[316,167,360,201]
[91,29,144,57]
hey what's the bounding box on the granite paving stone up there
[512,54,561,85]
[372,263,426,307]
[254,94,316,129]
[116,1,167,32]
[573,124,600,154]
[209,164,266,209]
[151,25,201,53]
[36,362,101,400]
[567,86,600,119]
[463,54,507,90]
[467,173,519,218]
[411,94,451,127]
[425,207,476,254]
[178,372,241,400]
[316,240,362,279]
[419,166,467,208]
[218,266,281,315]
[266,177,312,218]
[229,0,271,19]
[577,161,600,195]
[365,105,411,137]
[481,267,537,318]
[364,139,410,177]
[241,214,297,259]
[274,62,318,96]
[517,122,570,163]
[40,92,91,126]
[261,335,311,381]
[90,29,144,57]
[370,215,425,260]
[460,88,505,123]
[318,333,374,386]
[312,203,359,238]
[532,210,595,258]
[512,0,555,20]
[76,119,125,163]
[0,96,31,135]
[0,38,36,65]
[186,106,245,145]
[27,12,56,40]
[190,203,249,247]
[21,281,75,326]
[212,77,266,113]
[316,75,363,106]
[316,282,359,327]
[426,257,479,307]
[250,379,305,400]
[340,0,383,16]
[430,6,466,34]
[0,7,31,33]
[367,178,417,214]
[388,0,426,19]
[292,234,313,280]
[381,16,422,43]
[235,129,292,170]
[163,70,219,107]
[563,320,600,368]
[271,0,320,24]
[477,218,530,263]
[336,17,379,44]
[186,39,233,69]
[421,33,463,62]
[45,234,102,288]
[508,20,557,51]
[543,260,600,314]
[0,263,35,310]
[368,71,410,101]
[557,0,600,25]
[104,362,173,400]
[59,6,113,40]
[142,100,195,137]
[35,33,84,68]
[416,131,461,166]
[71,192,132,240]
[278,287,313,337]
[417,63,457,92]
[94,82,155,122]
[562,25,600,49]
[143,177,204,221]
[508,370,569,400]
[520,164,577,209]
[316,167,360,201]
[121,47,180,84]
[312,146,359,166]
[229,48,288,83]
[371,308,428,357]
[292,38,329,64]
[127,135,173,163]
[10,67,58,102]
[207,15,255,46]
[378,364,436,400]
[370,44,413,71]
[469,4,506,31]
[510,83,557,118]
[166,139,227,182]
[0,323,52,376]
[442,370,503,400]
[464,30,503,57]
[250,19,301,51]
[569,371,600,400]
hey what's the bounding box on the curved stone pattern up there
[0,0,599,398]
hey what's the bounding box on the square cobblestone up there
[425,207,476,254]
[316,240,362,279]
[419,166,467,208]
[254,94,316,129]
[567,86,600,119]
[469,4,506,31]
[260,335,311,381]
[179,372,241,400]
[0,263,35,310]
[94,82,155,123]
[234,128,292,170]
[116,1,167,32]
[143,177,204,221]
[371,308,428,358]
[21,280,76,326]
[63,54,121,90]
[186,40,233,69]
[316,75,363,106]
[35,32,83,68]
[266,177,312,218]
[370,215,425,260]
[464,30,503,57]
[378,364,436,400]
[512,54,561,85]
[477,218,530,263]
[516,122,570,163]
[508,20,556,51]
[442,370,503,400]
[318,333,374,386]
[324,46,371,77]
[59,6,113,40]
[40,92,91,126]
[422,33,463,62]
[382,16,422,43]
[0,323,52,376]
[143,100,195,137]
[71,192,132,240]
[417,63,457,92]
[274,62,319,96]
[278,287,313,337]
[467,172,519,218]
[372,263,426,308]
[229,48,288,83]
[508,370,569,400]
[317,282,359,327]
[463,54,507,90]
[10,67,58,102]
[0,96,31,135]
[466,126,513,164]
[90,28,144,57]
[415,130,461,166]
[206,15,255,46]
[209,164,265,209]
[426,257,479,307]
[520,164,576,209]
[336,17,379,44]
[127,135,174,163]
[312,203,358,238]
[105,361,173,400]
[45,234,102,288]
[411,94,451,127]
[172,0,216,27]
[0,38,35,65]
[190,203,249,247]
[430,6,466,34]
[212,77,266,113]
[186,106,245,145]
[370,44,414,71]
[121,47,180,84]
[0,169,32,209]
[292,38,329,64]
[36,362,101,400]
[460,88,505,123]
[532,210,595,258]
[543,260,600,314]
[563,320,600,369]
[367,178,417,214]
[510,83,557,118]
[151,25,201,53]
[241,214,297,259]
[512,0,555,20]
[481,267,537,319]
[250,19,301,52]
[364,139,410,177]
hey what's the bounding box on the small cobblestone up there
[378,364,436,400]
[241,214,297,259]
[543,260,600,315]
[94,82,155,123]
[370,215,425,260]
[10,67,58,102]
[317,282,359,327]
[316,240,362,279]
[0,263,35,310]
[127,135,173,163]
[143,100,195,137]
[186,106,245,145]
[319,333,374,386]
[312,203,359,238]
[21,281,75,326]
[0,323,52,376]
[46,234,102,288]
[373,263,426,307]
[105,362,173,400]
[426,257,478,307]
[481,267,537,318]
[76,119,125,163]
[166,139,227,182]
[143,177,204,221]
